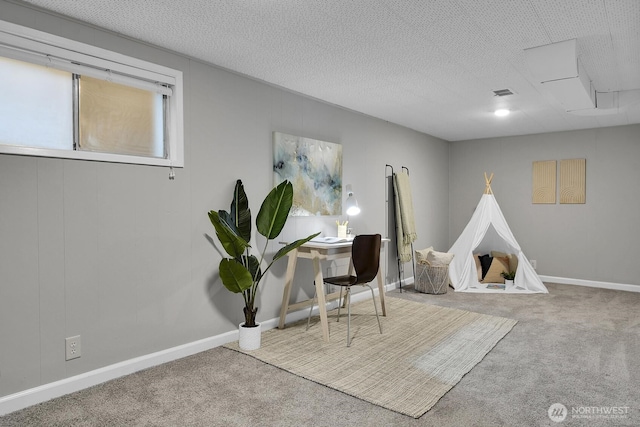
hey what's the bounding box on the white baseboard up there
[0,279,401,416]
[390,274,640,294]
[539,275,640,293]
[0,330,237,416]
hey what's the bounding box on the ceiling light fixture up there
[494,109,510,117]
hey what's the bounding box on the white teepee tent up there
[448,174,548,293]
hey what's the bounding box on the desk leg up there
[311,249,330,342]
[278,250,298,329]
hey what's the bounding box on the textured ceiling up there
[17,0,640,141]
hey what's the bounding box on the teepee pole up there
[484,172,494,195]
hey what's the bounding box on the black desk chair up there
[307,234,383,346]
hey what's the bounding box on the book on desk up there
[309,236,354,244]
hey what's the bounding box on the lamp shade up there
[345,184,360,216]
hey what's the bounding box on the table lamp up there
[345,184,360,216]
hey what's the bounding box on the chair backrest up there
[351,234,381,284]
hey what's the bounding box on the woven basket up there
[415,263,450,294]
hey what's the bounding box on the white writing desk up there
[278,238,387,342]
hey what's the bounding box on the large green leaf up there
[219,258,253,293]
[273,232,321,263]
[256,180,293,239]
[230,180,251,242]
[218,210,238,235]
[208,210,249,258]
[243,254,262,283]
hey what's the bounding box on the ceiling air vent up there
[493,89,514,97]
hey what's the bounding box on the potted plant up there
[208,179,319,350]
[501,270,516,286]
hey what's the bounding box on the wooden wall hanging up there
[559,159,586,204]
[532,160,557,204]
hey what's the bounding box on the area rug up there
[225,296,517,418]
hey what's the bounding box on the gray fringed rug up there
[225,297,517,418]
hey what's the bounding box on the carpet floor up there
[1,283,638,426]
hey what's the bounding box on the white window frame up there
[0,20,184,167]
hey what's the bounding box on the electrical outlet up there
[65,335,81,361]
[530,260,537,270]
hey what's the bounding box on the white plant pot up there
[505,279,514,286]
[238,322,261,350]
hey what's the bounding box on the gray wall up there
[449,124,640,287]
[0,1,449,398]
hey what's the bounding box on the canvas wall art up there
[532,160,557,204]
[559,158,586,204]
[273,132,342,216]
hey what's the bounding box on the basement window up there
[0,20,183,167]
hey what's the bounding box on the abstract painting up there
[273,132,342,216]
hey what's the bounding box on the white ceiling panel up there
[15,0,640,141]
